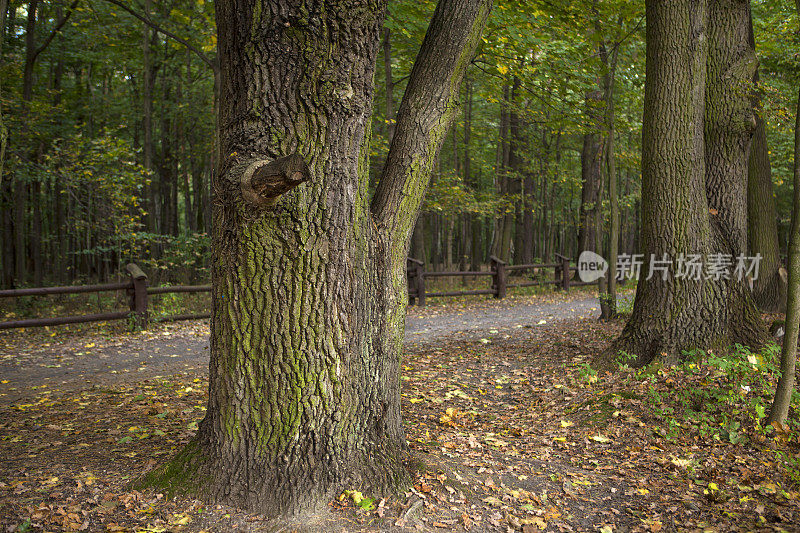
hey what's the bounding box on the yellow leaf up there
[560,420,574,428]
[708,483,718,491]
[637,488,649,495]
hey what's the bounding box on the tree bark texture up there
[144,0,492,518]
[615,0,767,365]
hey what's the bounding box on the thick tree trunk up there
[145,0,491,517]
[615,0,767,365]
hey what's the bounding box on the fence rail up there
[406,253,595,306]
[0,264,211,331]
[0,254,596,329]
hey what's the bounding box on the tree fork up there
[140,0,493,519]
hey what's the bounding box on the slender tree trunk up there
[748,115,786,311]
[142,0,156,233]
[767,0,800,427]
[411,216,426,264]
[31,179,42,285]
[615,0,767,365]
[600,37,620,319]
[747,15,785,312]
[0,0,9,288]
[578,90,603,255]
[494,85,513,262]
[145,0,492,517]
[383,27,395,143]
[767,84,800,426]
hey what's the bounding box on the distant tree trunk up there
[465,79,481,271]
[0,0,9,288]
[493,84,513,262]
[411,216,426,264]
[522,168,534,264]
[31,179,42,285]
[767,81,800,426]
[178,53,194,234]
[615,0,767,364]
[145,0,492,516]
[599,35,620,319]
[748,115,786,311]
[142,0,156,233]
[383,27,395,143]
[509,79,524,264]
[747,16,785,312]
[578,90,603,255]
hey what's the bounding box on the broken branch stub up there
[240,153,311,207]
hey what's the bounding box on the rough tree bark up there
[143,0,492,518]
[614,0,768,365]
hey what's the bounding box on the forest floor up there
[1,290,799,532]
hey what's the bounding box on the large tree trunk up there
[145,0,491,517]
[615,0,767,365]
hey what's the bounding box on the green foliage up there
[632,345,799,447]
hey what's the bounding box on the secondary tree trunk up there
[767,83,800,426]
[144,0,491,517]
[492,84,513,262]
[747,14,785,312]
[578,90,603,255]
[614,0,767,365]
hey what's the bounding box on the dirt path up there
[0,292,609,406]
[2,309,795,533]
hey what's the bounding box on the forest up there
[2,0,794,288]
[1,0,800,531]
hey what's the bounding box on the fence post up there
[125,263,149,329]
[490,255,507,299]
[560,254,571,291]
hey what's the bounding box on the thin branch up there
[101,0,216,71]
[31,0,80,63]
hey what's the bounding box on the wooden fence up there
[407,253,593,306]
[0,254,592,329]
[0,264,210,331]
